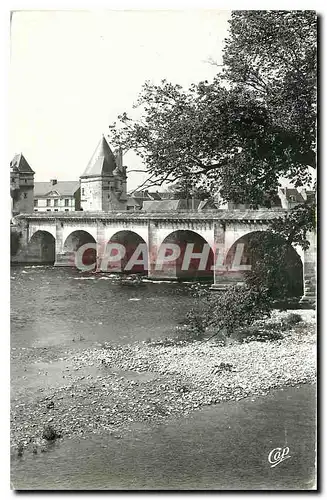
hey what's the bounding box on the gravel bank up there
[11,310,316,455]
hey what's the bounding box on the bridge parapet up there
[15,208,288,222]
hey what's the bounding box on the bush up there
[185,284,272,340]
[245,232,304,300]
[240,326,284,343]
[42,424,61,441]
[283,313,303,326]
[185,309,208,336]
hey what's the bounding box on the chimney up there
[51,179,57,186]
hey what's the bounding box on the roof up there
[10,153,34,174]
[286,188,305,202]
[129,190,162,200]
[127,197,143,207]
[148,192,162,200]
[280,188,305,203]
[129,190,151,199]
[81,136,117,177]
[34,181,80,197]
[142,199,202,212]
[198,199,218,210]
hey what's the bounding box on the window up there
[24,179,27,183]
[34,209,38,212]
[54,199,58,207]
[65,209,69,212]
[64,198,69,207]
[82,188,85,196]
[34,199,38,207]
[46,209,51,212]
[46,199,51,207]
[54,209,58,212]
[23,193,27,199]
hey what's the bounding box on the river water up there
[10,266,316,490]
[11,265,198,350]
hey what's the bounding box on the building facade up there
[34,179,80,212]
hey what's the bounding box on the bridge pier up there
[54,252,75,267]
[53,221,72,266]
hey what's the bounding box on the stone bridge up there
[11,209,316,303]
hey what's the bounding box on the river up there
[10,266,316,490]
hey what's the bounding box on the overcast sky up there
[10,9,231,191]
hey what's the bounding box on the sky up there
[9,9,231,191]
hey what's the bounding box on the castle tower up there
[10,153,35,216]
[80,136,127,211]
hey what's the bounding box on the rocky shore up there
[11,310,316,456]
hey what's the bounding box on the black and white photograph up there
[9,5,317,491]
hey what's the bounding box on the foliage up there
[239,326,284,343]
[42,424,61,441]
[167,178,211,201]
[186,284,271,339]
[245,232,304,300]
[109,11,316,210]
[222,10,317,185]
[283,312,303,326]
[270,199,316,249]
[109,80,284,206]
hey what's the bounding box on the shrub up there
[283,312,303,326]
[212,362,234,374]
[184,284,272,341]
[42,424,61,441]
[17,443,24,457]
[185,308,208,336]
[241,326,284,343]
[245,232,304,300]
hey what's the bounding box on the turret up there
[10,153,35,216]
[80,135,127,211]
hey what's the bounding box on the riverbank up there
[11,309,316,457]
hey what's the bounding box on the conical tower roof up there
[81,135,117,177]
[10,153,34,174]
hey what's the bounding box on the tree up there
[109,11,316,209]
[167,179,211,201]
[270,198,316,249]
[222,10,317,186]
[245,232,304,300]
[109,79,311,207]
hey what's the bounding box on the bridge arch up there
[156,230,214,281]
[224,230,303,297]
[29,225,56,242]
[63,230,97,268]
[27,230,56,264]
[101,230,148,274]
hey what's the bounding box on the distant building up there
[300,189,316,204]
[34,179,80,212]
[278,188,305,209]
[80,135,127,211]
[127,190,162,210]
[10,153,35,216]
[142,198,216,212]
[126,197,143,211]
[215,190,282,210]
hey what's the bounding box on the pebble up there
[11,314,316,453]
